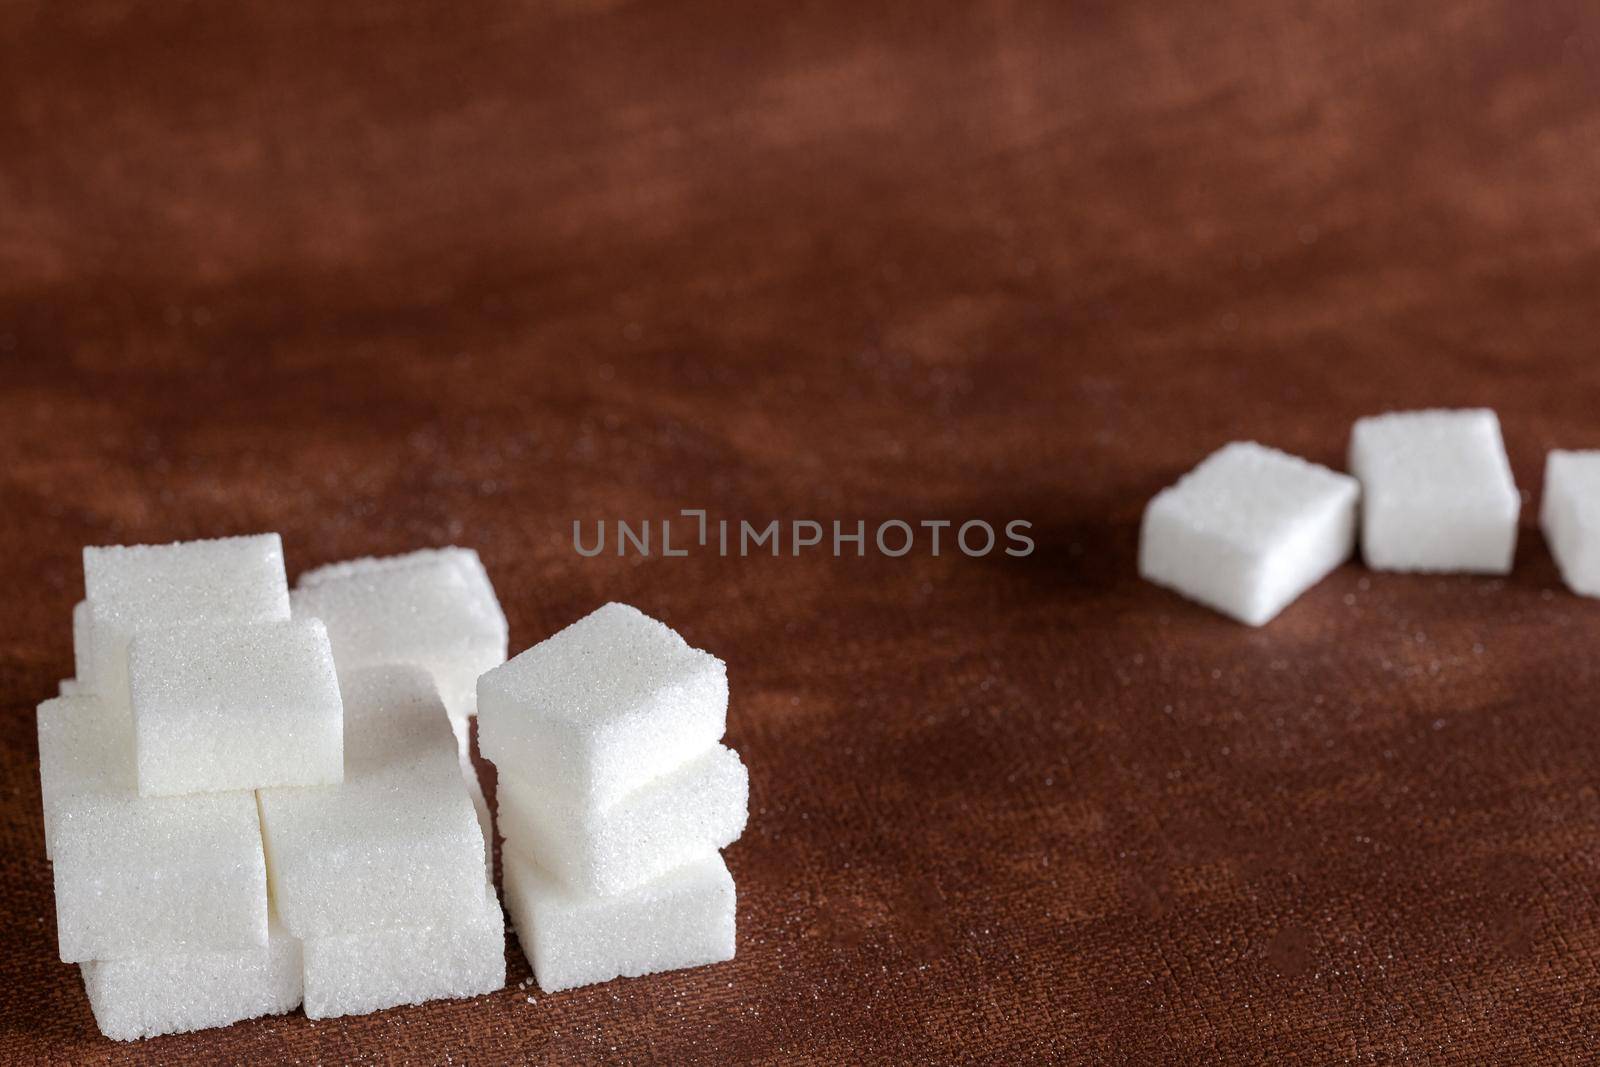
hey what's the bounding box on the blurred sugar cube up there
[71,600,94,687]
[1542,450,1600,597]
[1139,442,1359,625]
[1349,409,1519,573]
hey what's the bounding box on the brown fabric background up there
[3,2,1600,1063]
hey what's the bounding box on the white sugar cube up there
[503,850,735,994]
[1349,409,1520,573]
[291,547,507,726]
[53,789,267,962]
[462,745,494,883]
[297,546,493,591]
[479,603,727,809]
[1139,442,1359,625]
[302,885,505,1019]
[83,534,291,709]
[498,744,748,896]
[72,599,94,686]
[258,665,486,939]
[1542,450,1600,597]
[37,695,133,860]
[127,618,344,796]
[82,914,301,1041]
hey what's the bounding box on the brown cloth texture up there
[3,2,1600,1064]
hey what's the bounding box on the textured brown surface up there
[3,1,1600,1063]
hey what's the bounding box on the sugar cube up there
[302,885,505,1019]
[498,744,748,896]
[297,546,493,591]
[53,789,267,962]
[503,850,735,994]
[462,745,494,883]
[1349,409,1520,573]
[1541,450,1600,597]
[258,665,486,939]
[82,914,301,1041]
[37,695,133,860]
[72,599,94,687]
[83,534,291,709]
[57,678,80,697]
[478,603,727,809]
[291,547,507,726]
[127,618,344,796]
[1139,442,1360,625]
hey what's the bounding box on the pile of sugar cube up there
[43,534,745,1041]
[42,535,507,1039]
[479,603,748,993]
[1139,408,1600,624]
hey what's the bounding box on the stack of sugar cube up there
[479,602,747,993]
[1140,409,1525,625]
[41,535,506,1040]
